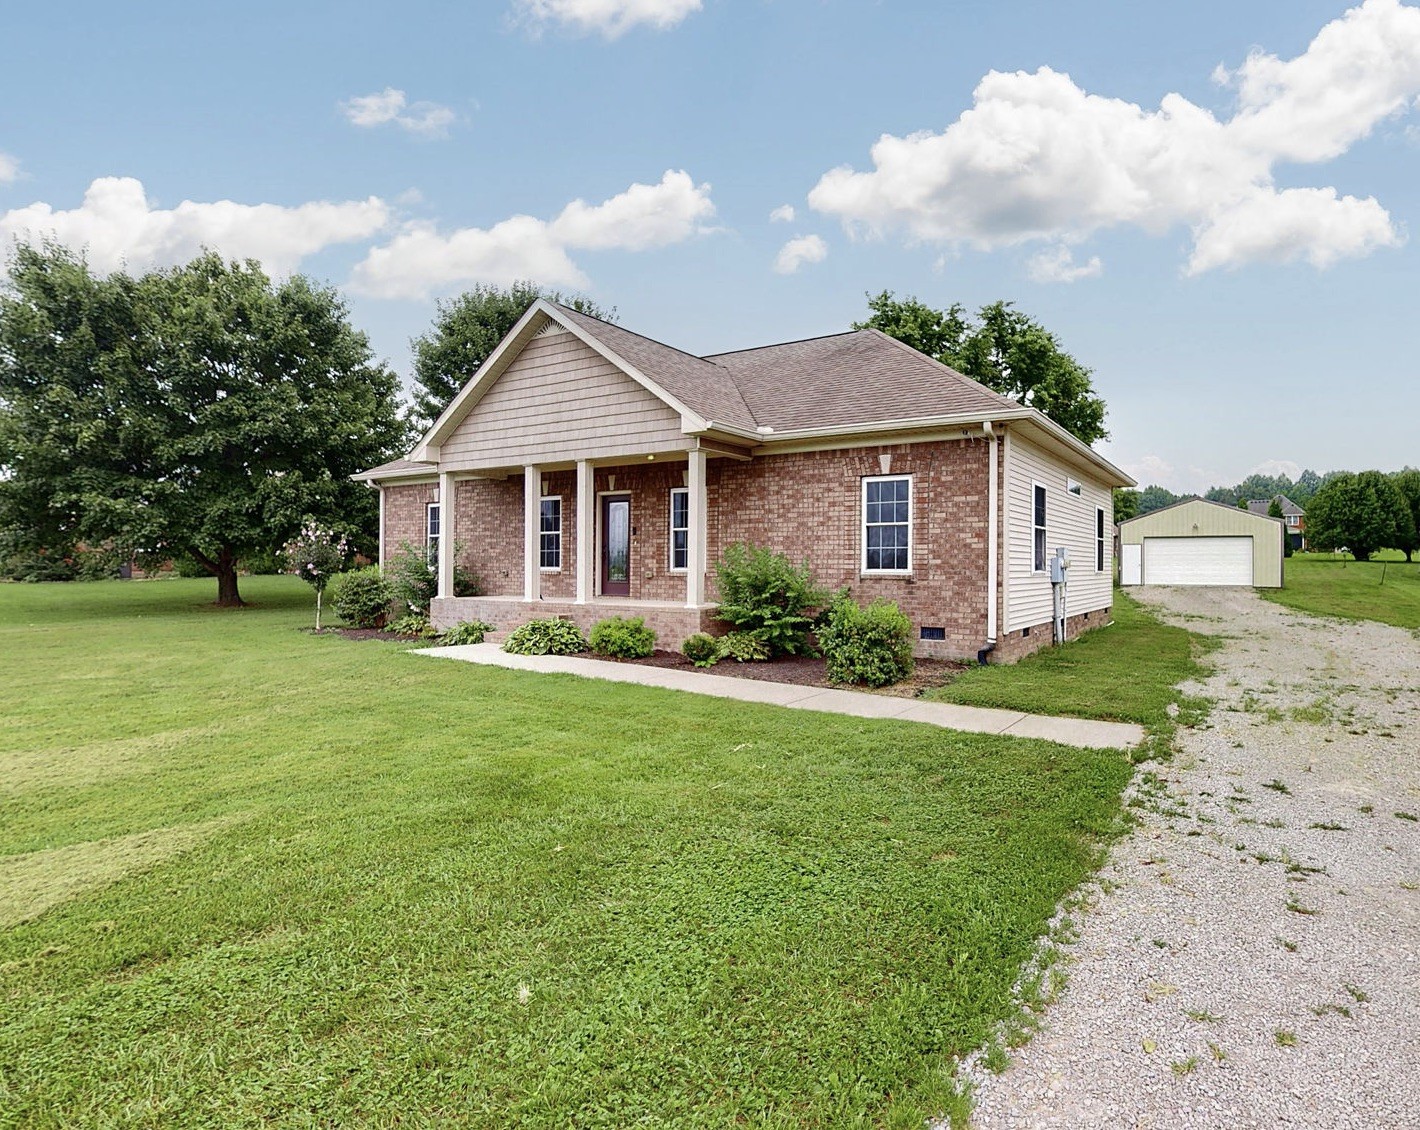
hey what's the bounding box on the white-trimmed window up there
[669,487,689,572]
[539,496,562,571]
[1287,515,1300,528]
[1032,483,1047,572]
[426,501,441,563]
[863,475,912,573]
[1096,507,1106,572]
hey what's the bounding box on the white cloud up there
[769,204,796,223]
[773,234,828,275]
[808,0,1418,275]
[341,88,456,138]
[0,151,19,184]
[1250,459,1303,481]
[1026,244,1102,283]
[515,0,701,38]
[0,177,391,277]
[352,169,715,298]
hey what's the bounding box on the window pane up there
[427,504,440,538]
[1033,486,1046,527]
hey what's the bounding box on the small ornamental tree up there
[282,524,349,629]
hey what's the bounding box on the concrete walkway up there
[413,643,1144,751]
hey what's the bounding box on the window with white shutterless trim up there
[426,501,441,563]
[669,488,689,572]
[1032,483,1047,572]
[539,496,562,570]
[1096,507,1106,572]
[862,475,912,573]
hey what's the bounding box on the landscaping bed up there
[627,648,969,695]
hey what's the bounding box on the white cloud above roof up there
[0,151,19,184]
[351,169,715,298]
[808,0,1418,275]
[514,0,701,38]
[0,176,391,276]
[769,204,795,223]
[1026,245,1101,283]
[772,234,828,275]
[340,88,456,138]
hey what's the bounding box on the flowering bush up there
[281,523,350,629]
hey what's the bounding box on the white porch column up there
[686,448,708,608]
[523,464,541,602]
[437,471,455,599]
[575,459,594,603]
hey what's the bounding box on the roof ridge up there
[702,328,863,359]
[551,301,728,372]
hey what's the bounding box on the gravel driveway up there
[965,586,1420,1129]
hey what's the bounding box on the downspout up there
[978,422,999,665]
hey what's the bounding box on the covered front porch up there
[430,449,721,648]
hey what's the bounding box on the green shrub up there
[387,540,482,614]
[589,616,657,659]
[329,567,394,629]
[681,632,721,668]
[717,631,771,663]
[440,619,493,646]
[172,554,211,578]
[3,552,76,582]
[239,549,283,575]
[714,542,828,656]
[818,595,914,687]
[503,618,587,656]
[388,613,437,638]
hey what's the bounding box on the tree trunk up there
[213,546,244,607]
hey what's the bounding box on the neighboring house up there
[1246,495,1306,550]
[1119,498,1285,587]
[355,300,1133,661]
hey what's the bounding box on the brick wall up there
[380,482,435,564]
[392,438,1110,661]
[990,608,1110,663]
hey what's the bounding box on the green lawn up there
[1263,554,1420,630]
[0,577,1131,1129]
[926,592,1214,759]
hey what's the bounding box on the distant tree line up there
[1115,467,1420,562]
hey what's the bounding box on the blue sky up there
[2,0,1417,493]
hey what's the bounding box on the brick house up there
[355,300,1133,661]
[1246,495,1307,551]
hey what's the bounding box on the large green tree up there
[854,292,1108,445]
[1304,471,1413,561]
[1392,468,1420,562]
[410,282,613,429]
[0,246,407,605]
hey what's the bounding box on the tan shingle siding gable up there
[438,330,689,471]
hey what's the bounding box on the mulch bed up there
[624,650,970,698]
[328,629,971,697]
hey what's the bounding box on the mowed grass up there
[1264,553,1420,630]
[926,592,1214,758]
[0,578,1131,1129]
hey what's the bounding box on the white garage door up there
[1144,536,1253,586]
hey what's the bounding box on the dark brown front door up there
[601,494,631,596]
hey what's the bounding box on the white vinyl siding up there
[439,332,690,470]
[1005,435,1113,632]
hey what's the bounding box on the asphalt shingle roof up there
[553,304,1021,434]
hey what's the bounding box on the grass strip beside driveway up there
[1262,554,1420,630]
[0,577,1131,1128]
[926,591,1214,760]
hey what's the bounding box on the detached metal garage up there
[1118,498,1284,588]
